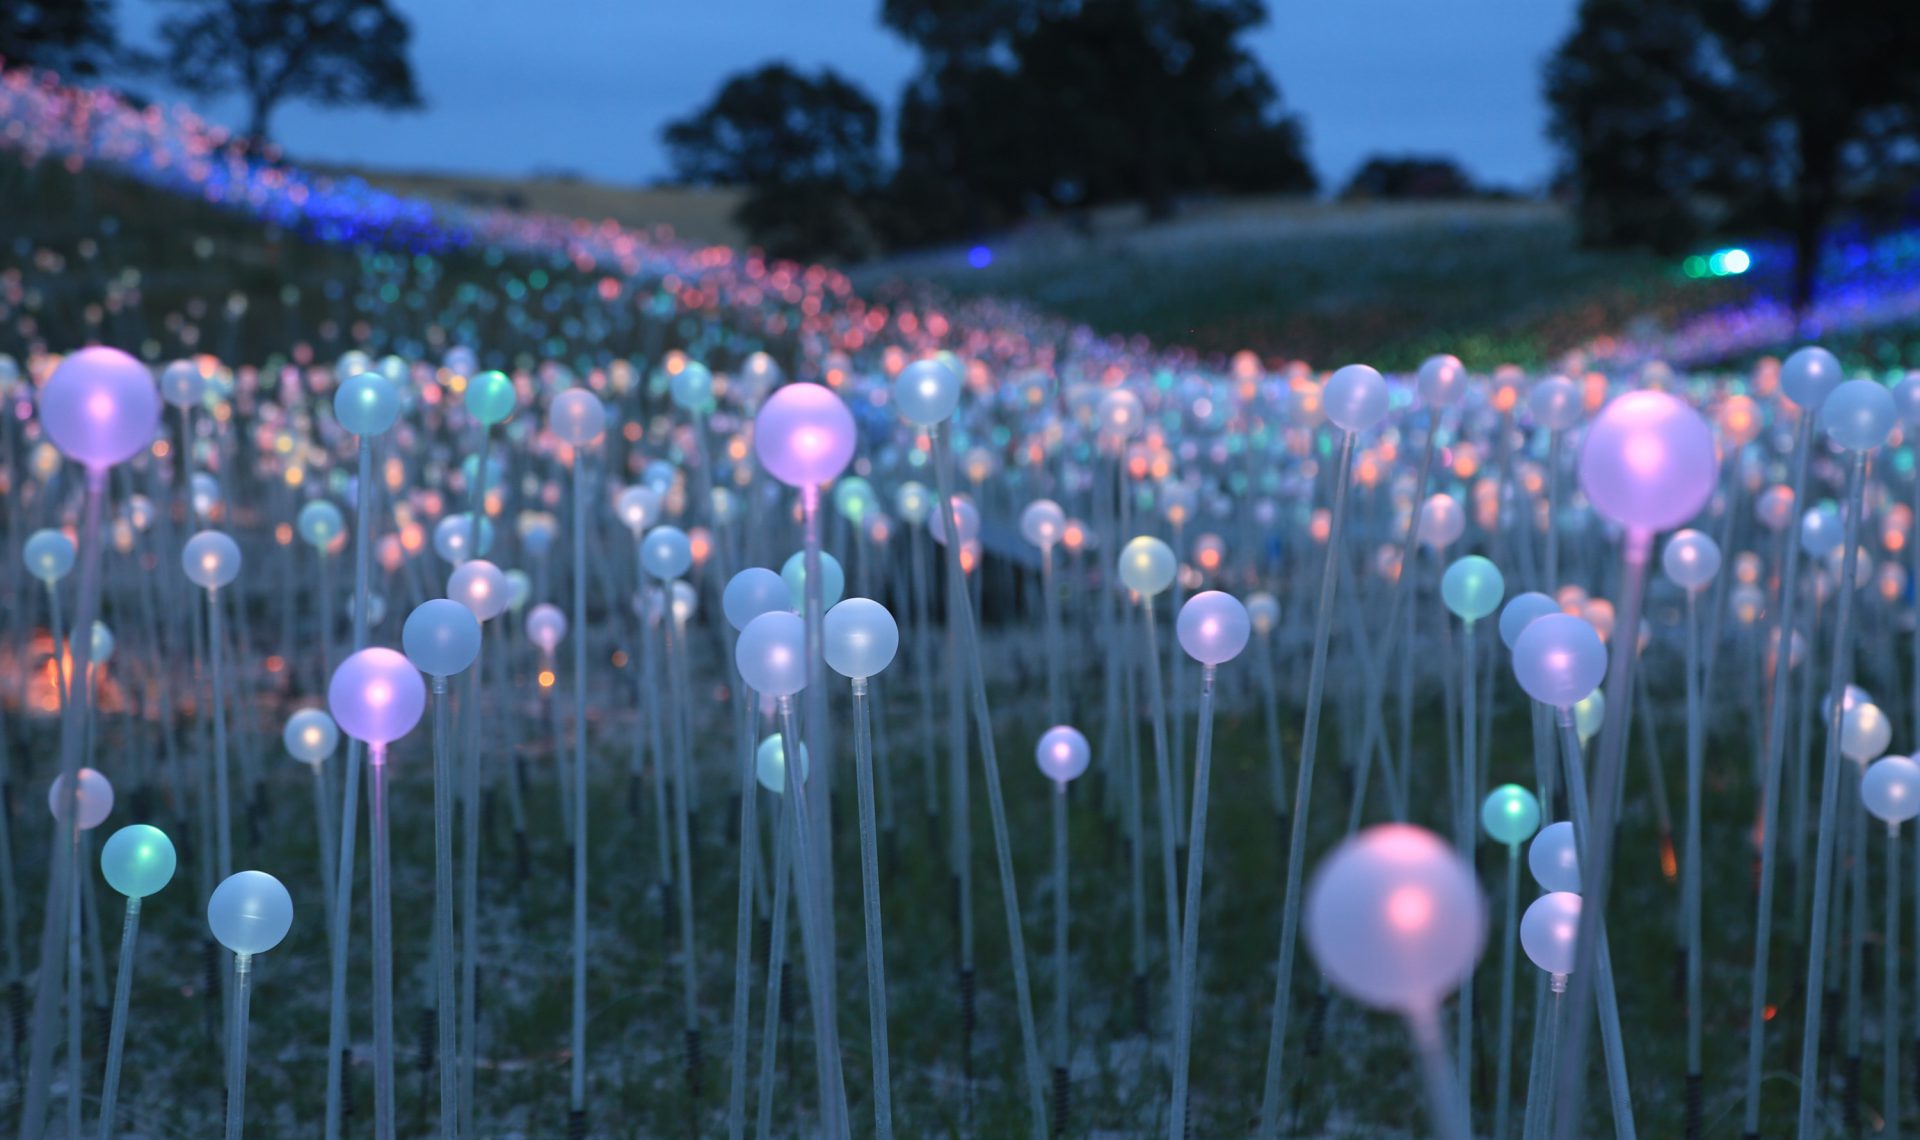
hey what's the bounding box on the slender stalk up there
[370,743,395,1140]
[1051,781,1069,1080]
[1137,598,1183,1011]
[430,679,456,1137]
[1683,588,1703,1095]
[458,635,486,1138]
[1889,822,1903,1140]
[208,588,233,879]
[1527,983,1565,1140]
[776,696,848,1137]
[1495,845,1520,1140]
[661,598,701,1085]
[570,455,591,1122]
[1409,1005,1469,1140]
[728,695,761,1140]
[1169,665,1218,1138]
[65,830,80,1140]
[1458,621,1478,1129]
[224,953,252,1140]
[753,800,793,1140]
[309,764,336,942]
[851,677,893,1139]
[95,896,140,1140]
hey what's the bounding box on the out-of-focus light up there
[967,246,992,269]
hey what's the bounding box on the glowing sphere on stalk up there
[1481,785,1541,846]
[520,514,559,557]
[1574,691,1605,742]
[670,580,698,624]
[1577,390,1716,535]
[755,734,809,794]
[1780,346,1843,409]
[208,871,293,956]
[1529,821,1580,892]
[1247,592,1281,636]
[297,501,345,548]
[1440,556,1505,623]
[101,824,177,899]
[1417,494,1464,550]
[669,360,715,414]
[465,370,517,425]
[447,559,508,621]
[548,388,606,447]
[895,482,933,525]
[182,530,242,590]
[723,568,791,632]
[1819,379,1896,452]
[1176,591,1250,665]
[432,515,494,563]
[1035,725,1091,784]
[833,477,877,524]
[755,383,855,488]
[328,648,427,747]
[1498,592,1559,650]
[1863,756,1920,824]
[334,371,401,436]
[1097,389,1144,439]
[160,359,207,408]
[1021,500,1066,550]
[48,769,113,830]
[1118,536,1177,597]
[617,486,663,533]
[1841,702,1892,764]
[504,570,532,612]
[1513,613,1607,709]
[1529,376,1582,431]
[190,474,223,520]
[89,621,114,665]
[403,599,482,678]
[283,709,339,765]
[928,496,980,547]
[1323,364,1389,434]
[24,529,75,582]
[640,526,693,581]
[525,604,568,655]
[781,550,844,610]
[1417,354,1468,407]
[38,346,161,469]
[1894,374,1920,427]
[824,598,899,679]
[736,611,808,697]
[894,358,963,426]
[1660,529,1721,591]
[1799,504,1842,559]
[1303,824,1486,1013]
[1520,892,1582,976]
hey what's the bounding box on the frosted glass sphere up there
[669,580,698,624]
[190,473,222,520]
[832,477,877,523]
[39,346,161,469]
[403,599,482,678]
[283,709,339,765]
[669,360,715,413]
[1863,756,1920,824]
[334,372,401,436]
[1097,389,1145,439]
[928,495,980,547]
[1417,354,1468,408]
[1841,702,1893,764]
[1660,529,1721,591]
[1894,374,1920,427]
[736,611,808,697]
[1512,614,1607,708]
[1520,892,1582,976]
[617,485,663,533]
[642,460,677,494]
[824,598,899,679]
[781,550,844,611]
[48,768,113,830]
[894,358,963,426]
[432,515,494,563]
[181,530,242,590]
[519,514,559,556]
[1498,592,1559,650]
[101,824,177,899]
[160,359,207,408]
[1323,364,1389,434]
[24,529,75,583]
[1819,379,1896,452]
[1481,784,1542,846]
[1177,591,1250,665]
[1577,390,1716,535]
[895,482,932,525]
[1529,376,1582,432]
[755,734,809,795]
[347,590,388,630]
[89,622,114,665]
[724,568,790,631]
[548,388,606,446]
[1528,821,1580,892]
[1035,725,1091,784]
[1822,684,1873,725]
[1799,504,1842,559]
[466,370,517,425]
[504,570,532,612]
[754,383,856,488]
[1304,823,1486,1013]
[1247,592,1281,636]
[1441,556,1505,623]
[1418,494,1465,550]
[296,501,345,548]
[327,648,427,747]
[641,526,693,580]
[1118,536,1177,597]
[208,871,293,956]
[447,559,508,621]
[525,604,568,654]
[1021,500,1066,549]
[1574,690,1605,742]
[1780,346,1844,410]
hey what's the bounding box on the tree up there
[155,0,423,142]
[663,64,882,261]
[1546,0,1920,314]
[1341,155,1477,201]
[0,0,116,77]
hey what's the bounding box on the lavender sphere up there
[724,568,791,632]
[181,530,242,590]
[1841,702,1893,764]
[1035,725,1092,784]
[1528,821,1580,892]
[48,768,113,831]
[447,559,508,621]
[548,388,606,447]
[736,611,808,697]
[1512,613,1607,709]
[1417,494,1465,550]
[525,604,568,654]
[1304,823,1486,1013]
[1176,591,1250,665]
[1660,529,1722,591]
[432,515,494,563]
[1819,379,1896,453]
[824,598,899,679]
[1780,346,1844,410]
[403,599,482,678]
[334,371,401,437]
[1863,756,1920,824]
[1529,376,1582,431]
[327,647,427,747]
[1521,892,1582,976]
[1417,354,1468,408]
[1799,504,1842,559]
[208,871,293,956]
[1577,390,1716,535]
[39,346,161,469]
[754,383,855,488]
[1021,499,1066,550]
[1323,364,1389,434]
[160,359,207,409]
[616,485,663,534]
[1498,592,1559,650]
[928,496,980,547]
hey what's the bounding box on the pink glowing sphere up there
[1577,390,1716,536]
[1176,591,1251,666]
[1512,612,1608,709]
[754,383,856,489]
[39,347,162,470]
[1035,725,1091,784]
[327,648,427,747]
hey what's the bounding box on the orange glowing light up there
[265,656,285,674]
[538,670,556,690]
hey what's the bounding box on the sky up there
[123,0,1582,193]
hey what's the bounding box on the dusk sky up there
[125,0,1581,192]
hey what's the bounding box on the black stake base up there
[568,1106,587,1139]
[685,1025,703,1099]
[1052,1065,1068,1138]
[1685,1071,1702,1139]
[1844,1053,1860,1131]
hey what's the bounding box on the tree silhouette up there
[155,0,423,142]
[1546,0,1920,313]
[1,0,116,77]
